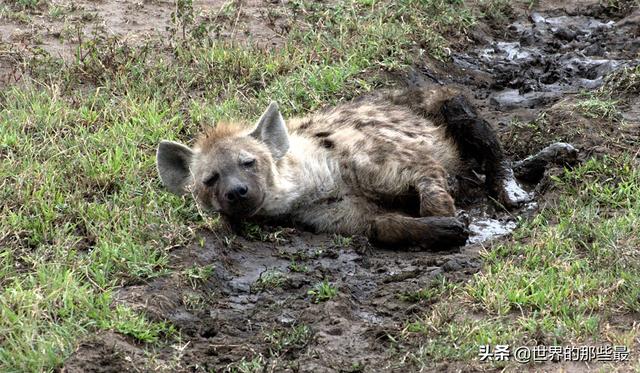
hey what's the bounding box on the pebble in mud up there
[277,313,297,326]
[442,257,472,272]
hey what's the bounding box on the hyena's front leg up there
[298,196,467,250]
[371,213,468,250]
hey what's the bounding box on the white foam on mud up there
[468,218,517,244]
[504,176,532,203]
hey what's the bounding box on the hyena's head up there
[156,102,289,218]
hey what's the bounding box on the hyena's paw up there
[417,216,469,250]
[419,189,456,217]
[492,174,532,209]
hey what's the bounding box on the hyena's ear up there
[250,102,289,159]
[156,140,194,195]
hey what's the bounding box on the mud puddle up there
[447,2,639,126]
[63,2,640,372]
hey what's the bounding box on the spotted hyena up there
[157,87,557,250]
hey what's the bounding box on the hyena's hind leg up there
[440,95,531,208]
[372,213,468,250]
[386,88,530,208]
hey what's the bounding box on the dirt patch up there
[0,0,290,86]
[61,331,166,373]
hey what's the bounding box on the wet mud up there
[62,1,640,372]
[450,2,639,116]
[439,1,640,159]
[65,229,482,372]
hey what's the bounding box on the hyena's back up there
[287,88,461,195]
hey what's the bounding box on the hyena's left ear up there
[250,102,289,159]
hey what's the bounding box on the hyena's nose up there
[225,185,249,202]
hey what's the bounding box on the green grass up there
[332,234,353,247]
[264,324,312,356]
[225,355,266,373]
[404,155,640,365]
[255,269,287,290]
[478,0,514,23]
[0,86,195,371]
[575,94,621,120]
[183,264,215,289]
[241,223,286,243]
[6,0,42,10]
[308,280,338,303]
[600,64,640,97]
[399,276,455,303]
[288,261,309,273]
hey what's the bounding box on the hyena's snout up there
[223,183,249,203]
[217,176,264,218]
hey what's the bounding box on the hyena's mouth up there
[222,194,265,219]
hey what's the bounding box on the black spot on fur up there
[354,119,384,130]
[319,139,335,149]
[314,131,332,138]
[299,120,312,130]
[373,153,387,164]
[325,196,344,204]
[340,110,356,119]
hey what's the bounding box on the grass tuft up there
[308,280,338,303]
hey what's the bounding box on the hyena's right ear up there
[250,102,290,159]
[156,140,194,195]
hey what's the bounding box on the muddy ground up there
[3,0,634,372]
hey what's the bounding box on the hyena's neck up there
[259,135,342,216]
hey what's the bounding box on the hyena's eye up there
[241,159,256,168]
[203,173,219,187]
